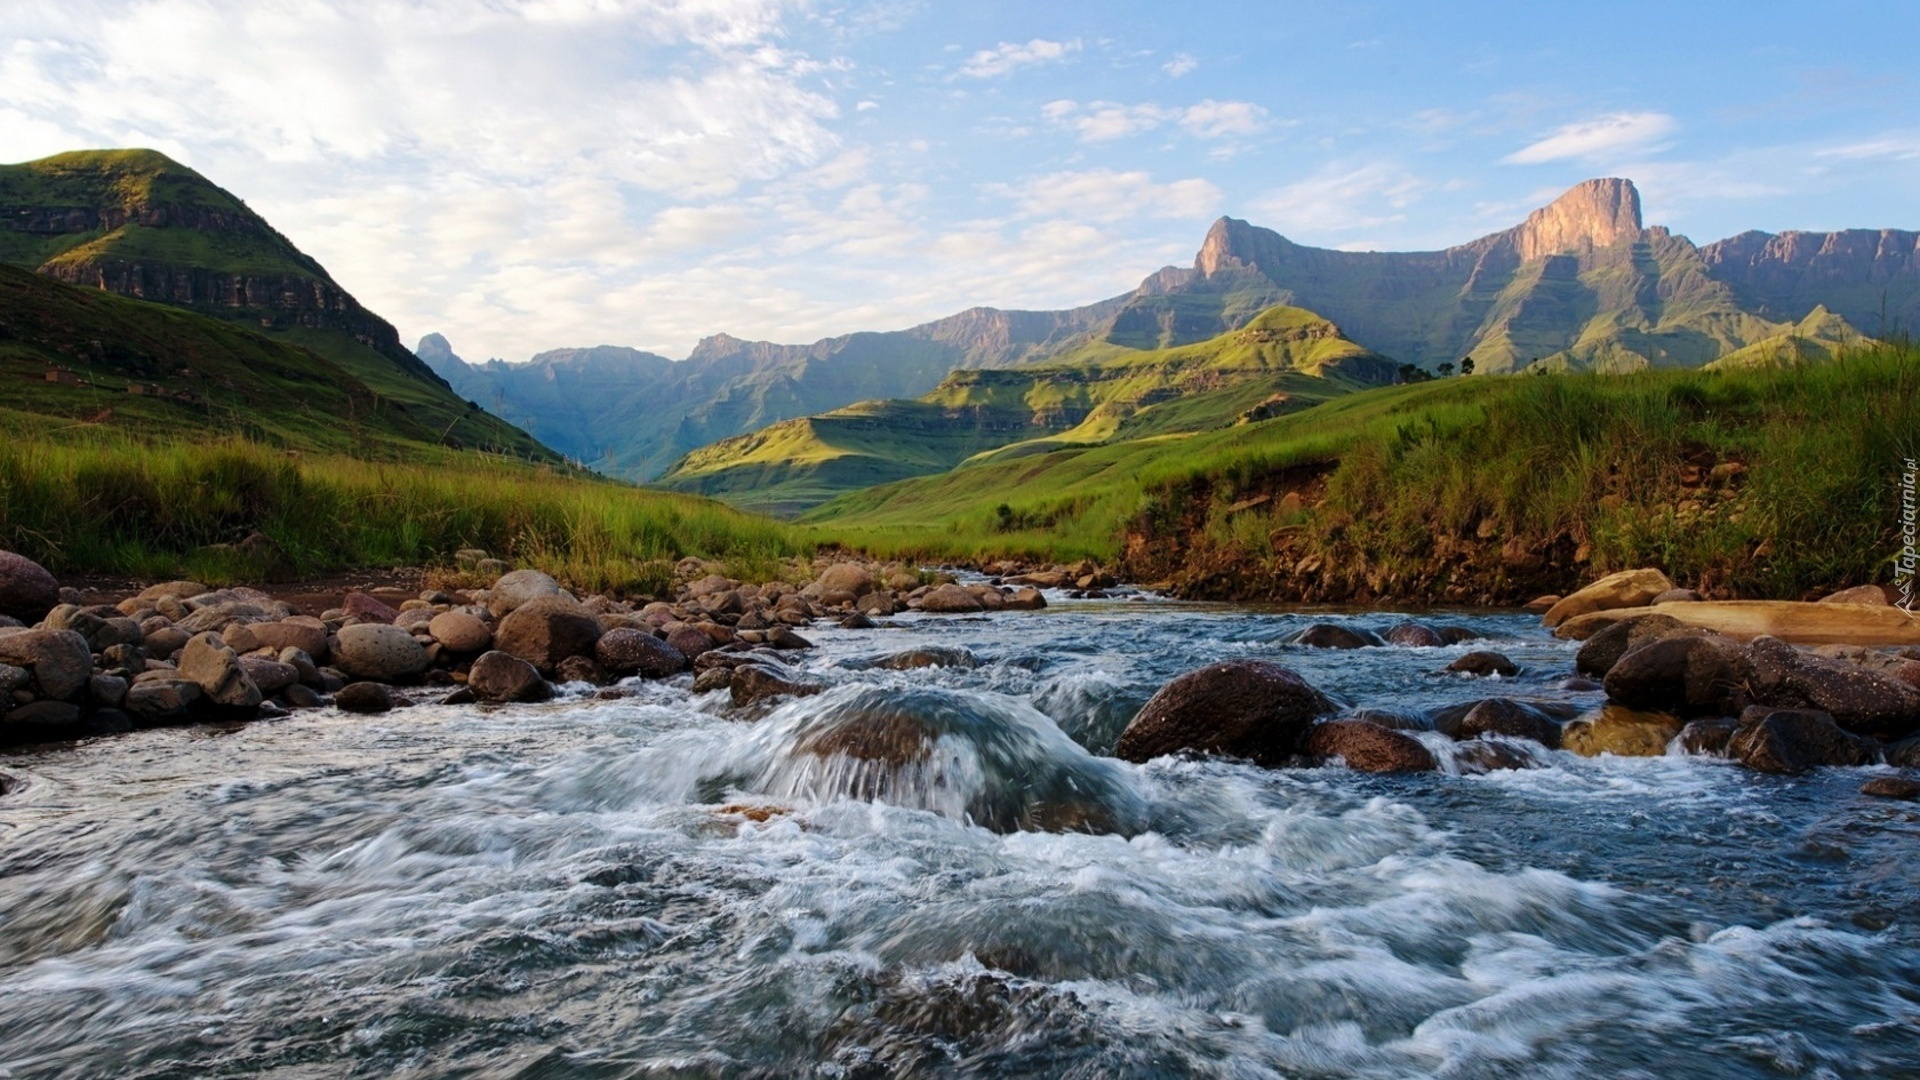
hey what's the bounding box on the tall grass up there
[0,432,809,593]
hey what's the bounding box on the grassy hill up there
[803,343,1919,604]
[658,306,1400,515]
[0,149,551,459]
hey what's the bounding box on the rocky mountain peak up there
[1512,178,1644,261]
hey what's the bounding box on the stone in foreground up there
[1115,660,1336,767]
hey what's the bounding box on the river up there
[2,596,1917,1078]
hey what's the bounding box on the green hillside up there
[658,305,1398,515]
[803,343,1918,603]
[0,149,552,460]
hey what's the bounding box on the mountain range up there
[426,177,1916,498]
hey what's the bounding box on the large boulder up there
[1554,600,1920,647]
[342,592,400,624]
[663,624,719,660]
[1574,613,1692,678]
[0,628,92,699]
[1301,720,1436,772]
[123,678,201,724]
[252,618,330,660]
[495,595,602,676]
[918,583,985,613]
[1746,636,1920,739]
[1602,634,1753,716]
[1384,621,1445,648]
[1450,698,1565,748]
[178,633,263,708]
[333,623,430,682]
[333,682,395,714]
[0,551,59,623]
[237,656,301,696]
[816,563,875,598]
[1728,708,1873,775]
[466,650,554,703]
[594,628,687,678]
[486,569,563,619]
[1542,568,1675,628]
[1115,660,1336,767]
[730,664,827,708]
[427,611,492,653]
[1293,623,1378,649]
[1561,706,1684,757]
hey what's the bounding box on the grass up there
[0,430,809,596]
[805,343,1920,601]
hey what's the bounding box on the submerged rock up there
[1861,776,1920,799]
[333,682,395,714]
[1384,621,1445,648]
[730,665,826,708]
[1293,623,1378,649]
[1561,706,1683,757]
[1728,708,1873,775]
[1301,720,1436,773]
[1115,660,1336,766]
[1447,651,1518,678]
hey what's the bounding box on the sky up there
[4,0,1918,363]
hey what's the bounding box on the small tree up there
[1437,362,1455,377]
[1460,357,1475,376]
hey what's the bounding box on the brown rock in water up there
[1746,636,1920,739]
[495,596,603,676]
[1453,739,1540,773]
[0,551,59,623]
[1455,698,1564,748]
[333,682,395,714]
[1562,706,1683,757]
[1729,708,1873,774]
[466,650,553,703]
[594,628,686,678]
[1678,718,1740,756]
[876,646,979,671]
[1575,613,1692,678]
[123,679,201,723]
[665,624,718,660]
[1385,621,1445,648]
[1294,623,1376,649]
[333,623,430,682]
[816,563,876,598]
[0,628,92,700]
[485,569,564,618]
[427,611,491,653]
[1003,587,1047,610]
[1542,568,1675,628]
[1447,651,1518,677]
[1861,776,1920,799]
[692,667,734,694]
[1523,595,1560,614]
[237,655,299,696]
[178,633,263,709]
[1301,720,1436,773]
[918,583,985,613]
[730,664,825,707]
[555,655,608,684]
[1115,660,1336,766]
[1603,635,1752,716]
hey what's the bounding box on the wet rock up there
[1342,706,1430,732]
[767,626,813,651]
[1885,736,1920,768]
[1301,720,1437,773]
[1746,636,1920,739]
[594,628,686,678]
[1861,776,1920,799]
[1678,718,1740,756]
[875,646,980,671]
[918,583,985,613]
[495,595,603,676]
[333,623,430,682]
[123,679,201,724]
[1454,698,1564,748]
[1453,739,1542,774]
[0,550,59,623]
[440,687,477,706]
[333,682,395,714]
[83,709,132,736]
[342,592,400,624]
[664,624,718,661]
[486,569,563,618]
[251,619,329,660]
[88,673,129,708]
[839,612,876,630]
[1543,568,1675,628]
[1561,706,1683,757]
[2,700,83,737]
[466,650,554,704]
[1115,660,1336,767]
[730,664,826,708]
[1448,651,1518,677]
[281,684,325,709]
[238,656,300,695]
[556,655,608,684]
[0,629,93,699]
[1574,613,1693,678]
[179,633,263,708]
[1294,623,1378,649]
[1729,708,1873,774]
[1003,587,1047,610]
[1603,634,1752,716]
[692,667,734,694]
[1384,621,1445,648]
[1436,626,1483,645]
[427,611,492,653]
[1559,677,1605,692]
[817,563,875,598]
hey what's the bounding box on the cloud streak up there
[1504,112,1678,165]
[958,37,1078,79]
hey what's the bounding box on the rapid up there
[2,596,1917,1078]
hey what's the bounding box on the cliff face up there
[1701,228,1920,334]
[1507,177,1644,262]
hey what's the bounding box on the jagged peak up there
[1195,216,1286,276]
[1512,177,1644,261]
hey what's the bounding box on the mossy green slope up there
[658,306,1397,515]
[0,149,552,460]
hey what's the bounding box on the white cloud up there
[1818,134,1920,162]
[957,37,1078,79]
[1504,112,1679,165]
[1251,163,1430,240]
[1179,99,1269,139]
[989,168,1222,224]
[1043,98,1269,144]
[1162,52,1198,77]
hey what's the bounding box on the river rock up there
[1453,738,1542,773]
[427,611,491,653]
[88,673,129,708]
[1294,623,1377,649]
[1447,651,1518,677]
[3,700,83,737]
[175,602,281,635]
[0,629,92,699]
[918,584,985,613]
[1728,708,1873,774]
[1861,776,1920,799]
[595,628,686,677]
[1653,588,1702,605]
[1821,585,1891,606]
[556,655,608,684]
[730,664,826,707]
[251,619,329,660]
[281,684,325,709]
[333,623,430,682]
[124,678,201,723]
[1437,626,1483,645]
[1523,595,1560,614]
[665,624,718,660]
[1562,706,1683,757]
[1385,621,1445,648]
[1575,613,1692,678]
[1542,568,1675,628]
[494,596,603,675]
[0,551,59,623]
[875,646,979,670]
[1301,720,1436,773]
[137,580,208,602]
[1454,698,1564,748]
[178,633,263,709]
[1554,600,1920,646]
[466,650,553,703]
[692,667,734,694]
[487,569,563,618]
[1115,660,1336,767]
[1746,636,1920,739]
[1678,717,1740,756]
[333,682,395,714]
[238,656,300,695]
[1602,634,1752,716]
[342,592,400,624]
[817,563,875,598]
[767,626,813,651]
[1004,587,1047,610]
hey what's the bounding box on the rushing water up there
[3,595,1918,1079]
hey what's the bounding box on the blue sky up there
[4,0,1917,362]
